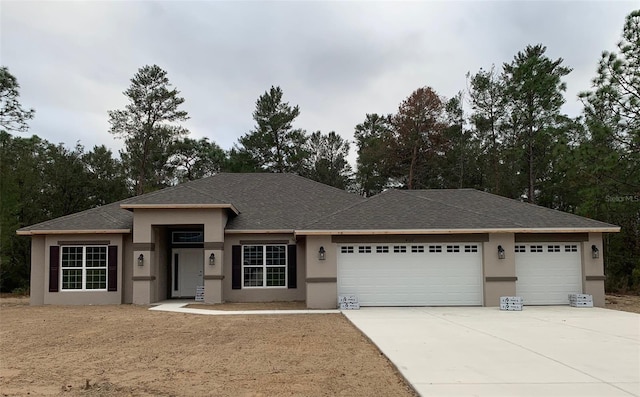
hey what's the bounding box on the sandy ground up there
[605,293,640,313]
[2,294,638,396]
[0,297,415,397]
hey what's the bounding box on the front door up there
[171,248,204,298]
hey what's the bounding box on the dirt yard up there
[605,293,640,313]
[0,297,415,397]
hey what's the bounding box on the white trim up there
[119,203,240,214]
[225,229,294,234]
[16,229,131,236]
[295,227,620,236]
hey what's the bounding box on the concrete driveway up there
[343,307,640,397]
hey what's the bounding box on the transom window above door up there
[172,231,204,244]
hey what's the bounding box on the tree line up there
[1,11,638,294]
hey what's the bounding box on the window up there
[172,231,204,244]
[376,246,389,253]
[515,245,526,253]
[446,245,460,253]
[341,246,354,254]
[242,245,287,288]
[547,245,560,252]
[530,245,543,253]
[61,246,107,290]
[411,245,425,253]
[464,245,478,253]
[565,245,578,252]
[393,246,407,253]
[358,246,372,253]
[429,245,442,253]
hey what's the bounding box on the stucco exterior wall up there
[583,232,605,307]
[41,234,125,305]
[222,233,305,302]
[29,236,46,305]
[131,208,227,304]
[483,233,516,307]
[122,234,134,304]
[305,235,337,309]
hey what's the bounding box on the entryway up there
[171,248,203,298]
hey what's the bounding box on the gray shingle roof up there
[300,189,618,231]
[17,200,133,234]
[17,176,618,235]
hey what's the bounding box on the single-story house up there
[17,173,619,308]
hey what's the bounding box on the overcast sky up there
[1,1,637,163]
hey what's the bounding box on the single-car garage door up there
[515,243,582,305]
[337,243,483,306]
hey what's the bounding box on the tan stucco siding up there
[131,208,227,304]
[29,236,46,305]
[306,235,337,308]
[583,232,605,307]
[222,233,305,302]
[41,234,125,305]
[483,233,516,307]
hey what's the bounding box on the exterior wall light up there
[318,246,326,261]
[209,252,215,266]
[497,245,505,260]
[137,253,144,266]
[591,245,599,259]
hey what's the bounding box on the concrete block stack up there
[499,296,523,311]
[569,293,593,307]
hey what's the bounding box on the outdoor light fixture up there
[591,245,599,259]
[497,245,505,260]
[318,246,326,261]
[137,253,144,266]
[209,252,215,266]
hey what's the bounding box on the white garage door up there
[337,243,483,306]
[515,243,582,305]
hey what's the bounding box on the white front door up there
[171,248,204,298]
[337,243,483,306]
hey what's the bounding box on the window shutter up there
[287,244,297,289]
[232,245,241,289]
[49,246,60,292]
[107,245,118,292]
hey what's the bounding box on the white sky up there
[1,1,637,164]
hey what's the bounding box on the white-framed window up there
[411,245,425,253]
[531,245,543,253]
[464,245,478,253]
[565,245,578,252]
[393,246,407,253]
[61,246,107,290]
[376,246,389,253]
[341,246,354,254]
[429,245,442,253]
[515,245,526,253]
[242,245,287,288]
[446,245,460,253]
[358,246,372,253]
[547,245,561,252]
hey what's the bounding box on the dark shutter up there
[107,246,118,291]
[287,244,297,289]
[49,245,60,292]
[232,245,242,289]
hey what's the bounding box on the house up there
[17,173,619,308]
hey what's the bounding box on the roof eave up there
[295,227,621,236]
[16,229,132,236]
[120,203,240,215]
[225,229,295,234]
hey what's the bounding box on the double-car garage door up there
[337,243,483,306]
[338,242,583,306]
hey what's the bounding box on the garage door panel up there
[516,243,582,305]
[337,244,482,306]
